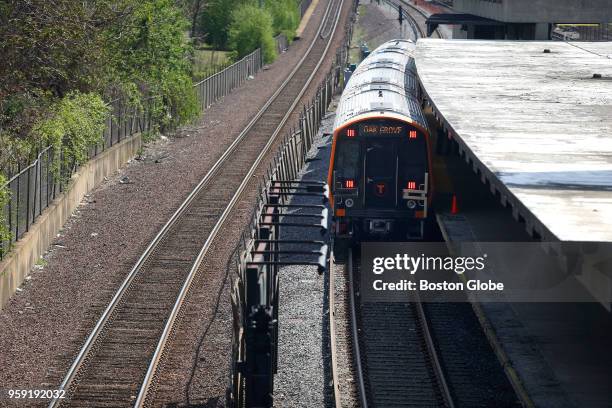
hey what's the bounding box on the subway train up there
[328,39,433,252]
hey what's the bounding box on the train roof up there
[334,39,428,133]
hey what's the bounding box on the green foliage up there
[0,174,11,252]
[105,0,198,129]
[229,4,277,64]
[0,0,104,97]
[0,0,198,170]
[199,0,244,48]
[192,48,232,81]
[34,92,110,182]
[199,0,300,51]
[0,132,35,172]
[265,0,300,41]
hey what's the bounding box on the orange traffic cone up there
[451,195,458,214]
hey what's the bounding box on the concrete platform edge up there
[296,0,320,38]
[436,213,537,408]
[0,134,142,310]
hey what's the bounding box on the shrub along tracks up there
[44,0,346,406]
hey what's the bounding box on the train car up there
[328,39,433,251]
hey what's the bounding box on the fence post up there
[7,168,13,250]
[15,163,21,239]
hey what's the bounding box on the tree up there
[0,0,197,170]
[228,3,277,63]
[199,0,243,48]
[265,0,300,40]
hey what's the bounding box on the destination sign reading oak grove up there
[359,124,404,135]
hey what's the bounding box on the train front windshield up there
[334,139,360,188]
[333,120,428,210]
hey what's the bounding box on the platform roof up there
[416,39,612,242]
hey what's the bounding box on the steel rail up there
[48,0,342,405]
[347,248,369,408]
[398,0,443,38]
[329,252,343,408]
[383,0,443,39]
[347,248,455,408]
[134,0,345,405]
[381,0,423,39]
[413,292,456,408]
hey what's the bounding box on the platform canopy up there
[425,13,504,36]
[416,39,612,242]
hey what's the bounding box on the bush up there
[228,4,277,64]
[34,92,110,182]
[105,0,198,131]
[0,0,198,166]
[265,0,300,41]
[0,174,10,254]
[199,0,243,49]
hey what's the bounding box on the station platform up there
[416,39,612,243]
[434,147,612,408]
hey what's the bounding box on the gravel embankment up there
[330,254,359,408]
[146,0,356,405]
[0,1,330,404]
[273,104,337,408]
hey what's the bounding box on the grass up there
[192,48,233,81]
[349,26,366,65]
[348,5,370,64]
[35,257,48,267]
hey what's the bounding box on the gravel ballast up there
[273,104,338,408]
[144,1,357,405]
[0,1,330,403]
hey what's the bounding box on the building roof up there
[416,39,612,242]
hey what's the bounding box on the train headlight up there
[345,198,354,208]
[407,200,417,209]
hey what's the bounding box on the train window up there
[335,139,360,181]
[365,140,395,178]
[399,133,428,187]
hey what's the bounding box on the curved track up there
[384,0,443,39]
[49,0,345,406]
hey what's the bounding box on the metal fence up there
[229,22,352,407]
[275,34,289,55]
[194,48,262,111]
[0,47,265,259]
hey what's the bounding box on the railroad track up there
[345,247,454,408]
[48,0,345,406]
[330,246,525,408]
[383,0,443,39]
[329,252,360,408]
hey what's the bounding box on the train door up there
[364,138,397,208]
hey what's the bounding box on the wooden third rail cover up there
[416,39,612,242]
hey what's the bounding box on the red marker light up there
[409,130,417,139]
[407,181,416,190]
[345,179,355,188]
[346,129,356,137]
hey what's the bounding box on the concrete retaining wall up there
[0,135,142,309]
